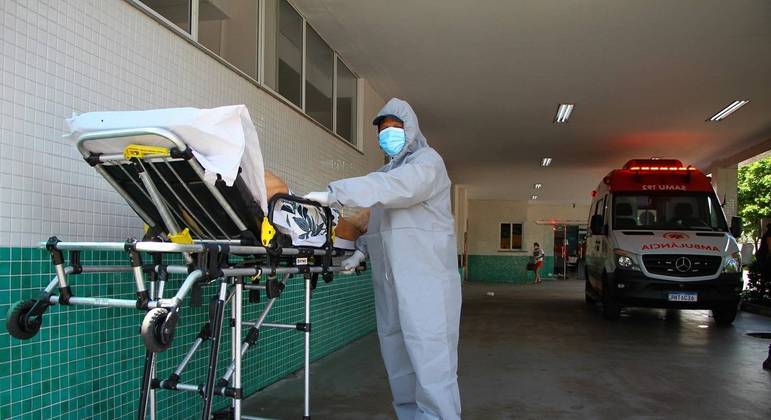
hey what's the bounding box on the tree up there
[737,158,771,245]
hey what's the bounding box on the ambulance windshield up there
[612,192,728,231]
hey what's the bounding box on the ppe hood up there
[373,98,428,167]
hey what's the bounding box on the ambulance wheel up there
[6,300,42,340]
[601,276,621,320]
[141,308,174,353]
[711,306,737,326]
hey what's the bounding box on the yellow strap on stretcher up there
[261,218,276,247]
[169,228,193,244]
[123,144,170,160]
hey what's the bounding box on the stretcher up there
[4,107,362,420]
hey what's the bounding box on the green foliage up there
[737,158,771,241]
[742,259,770,307]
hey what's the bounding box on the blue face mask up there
[378,127,407,157]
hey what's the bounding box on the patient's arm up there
[345,208,370,234]
[264,170,369,240]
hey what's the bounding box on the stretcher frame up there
[5,127,358,420]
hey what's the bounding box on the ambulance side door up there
[586,194,608,289]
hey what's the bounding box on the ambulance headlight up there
[723,252,741,274]
[614,249,640,271]
[617,255,633,268]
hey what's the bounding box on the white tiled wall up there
[0,0,385,247]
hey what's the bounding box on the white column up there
[710,164,738,219]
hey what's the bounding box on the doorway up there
[553,224,587,279]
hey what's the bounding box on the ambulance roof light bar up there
[627,166,697,172]
[622,159,696,172]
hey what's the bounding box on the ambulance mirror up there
[729,216,742,238]
[590,214,605,235]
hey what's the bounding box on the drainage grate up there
[746,332,771,339]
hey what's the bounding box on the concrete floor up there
[242,279,771,419]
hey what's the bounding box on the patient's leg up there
[264,170,368,241]
[265,169,289,198]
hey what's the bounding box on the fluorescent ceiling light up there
[708,100,749,122]
[531,195,539,200]
[541,157,552,167]
[554,103,574,123]
[534,183,542,189]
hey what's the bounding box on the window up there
[500,223,523,250]
[600,195,608,222]
[197,0,259,79]
[612,192,728,231]
[305,26,333,129]
[135,0,360,147]
[264,0,303,108]
[336,58,357,144]
[141,0,191,32]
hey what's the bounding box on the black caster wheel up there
[141,308,176,352]
[266,278,285,299]
[322,271,334,283]
[6,300,43,340]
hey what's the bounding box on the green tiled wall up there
[0,247,375,419]
[467,254,554,283]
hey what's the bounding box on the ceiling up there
[294,0,771,203]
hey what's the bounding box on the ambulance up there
[584,159,743,324]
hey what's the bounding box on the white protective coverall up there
[328,98,462,420]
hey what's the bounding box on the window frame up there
[303,22,335,130]
[334,56,359,145]
[128,0,362,151]
[498,222,525,252]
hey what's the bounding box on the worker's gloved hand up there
[303,191,331,207]
[340,250,366,274]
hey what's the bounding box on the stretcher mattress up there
[67,105,348,249]
[67,105,268,213]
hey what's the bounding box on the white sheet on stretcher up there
[66,106,351,249]
[65,105,268,214]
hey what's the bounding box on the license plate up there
[667,292,697,302]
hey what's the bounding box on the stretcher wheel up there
[141,308,175,353]
[322,272,334,283]
[6,300,42,340]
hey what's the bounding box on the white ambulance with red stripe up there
[585,159,743,324]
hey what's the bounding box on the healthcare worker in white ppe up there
[304,98,462,420]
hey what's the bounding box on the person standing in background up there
[533,242,545,284]
[759,224,771,371]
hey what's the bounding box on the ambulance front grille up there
[642,254,723,277]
